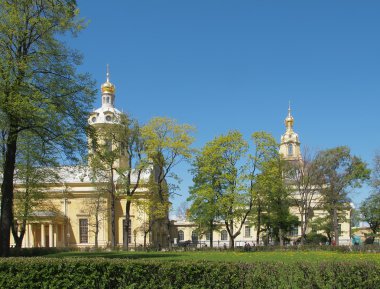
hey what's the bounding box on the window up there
[288,144,294,156]
[245,226,251,238]
[221,230,228,241]
[106,115,112,121]
[191,231,198,243]
[120,142,126,156]
[205,231,211,241]
[123,219,132,243]
[91,139,97,153]
[106,97,110,103]
[178,230,184,241]
[338,224,342,236]
[79,219,88,244]
[289,225,298,237]
[105,139,112,152]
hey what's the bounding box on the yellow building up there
[12,69,167,249]
[173,106,352,247]
[11,73,351,249]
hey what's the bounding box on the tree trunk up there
[143,231,148,249]
[124,200,131,250]
[110,170,116,249]
[11,221,26,249]
[300,212,306,245]
[95,211,99,249]
[228,220,234,249]
[209,220,214,248]
[333,207,339,246]
[0,131,18,257]
[279,228,284,246]
[256,206,261,245]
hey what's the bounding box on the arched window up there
[288,144,294,156]
[191,231,198,243]
[221,230,228,241]
[106,97,110,103]
[105,139,112,152]
[178,230,184,241]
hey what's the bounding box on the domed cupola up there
[88,65,121,126]
[279,103,301,161]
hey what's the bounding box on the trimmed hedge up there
[0,258,379,289]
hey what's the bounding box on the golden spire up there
[101,64,115,94]
[285,101,294,131]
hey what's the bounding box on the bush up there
[0,258,379,289]
[304,233,328,245]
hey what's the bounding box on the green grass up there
[46,250,380,263]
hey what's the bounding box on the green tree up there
[0,0,95,256]
[12,132,59,248]
[250,132,281,244]
[285,149,320,245]
[314,146,370,245]
[255,158,298,246]
[360,193,380,236]
[142,117,194,248]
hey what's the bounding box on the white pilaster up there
[49,223,53,248]
[41,224,46,247]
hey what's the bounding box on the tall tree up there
[360,193,380,237]
[285,148,320,245]
[249,132,281,244]
[12,132,59,248]
[0,0,95,256]
[255,157,298,246]
[116,115,148,250]
[314,146,370,245]
[142,117,194,248]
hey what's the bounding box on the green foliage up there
[0,0,95,255]
[304,233,328,245]
[314,146,370,245]
[0,258,379,288]
[360,193,380,235]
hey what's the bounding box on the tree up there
[314,146,370,245]
[360,194,380,236]
[249,132,281,244]
[12,132,59,249]
[255,158,298,246]
[116,115,148,250]
[0,0,95,256]
[142,117,194,248]
[90,113,149,249]
[285,148,320,245]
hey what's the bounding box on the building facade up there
[11,70,167,249]
[11,73,351,249]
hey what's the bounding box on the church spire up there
[101,64,115,107]
[279,103,301,161]
[285,101,294,132]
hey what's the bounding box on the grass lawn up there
[46,250,380,263]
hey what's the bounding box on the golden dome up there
[101,64,115,94]
[285,103,294,130]
[101,82,115,94]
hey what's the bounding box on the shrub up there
[0,258,379,289]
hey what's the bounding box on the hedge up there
[0,258,379,289]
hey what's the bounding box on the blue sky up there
[73,0,380,210]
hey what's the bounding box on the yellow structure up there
[11,73,351,249]
[11,69,167,249]
[173,106,352,247]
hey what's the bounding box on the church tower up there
[279,104,301,161]
[88,66,128,169]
